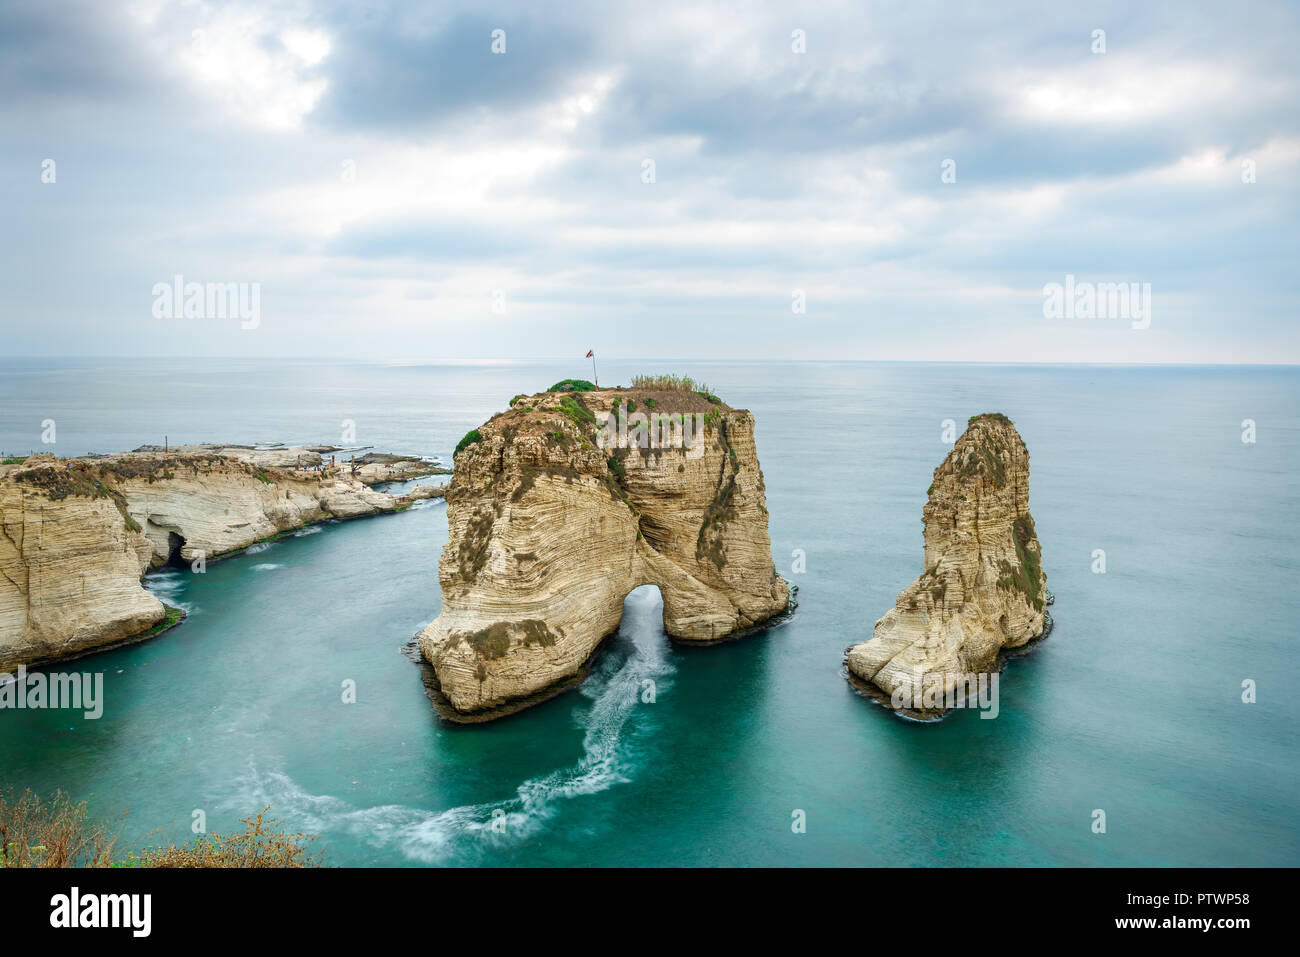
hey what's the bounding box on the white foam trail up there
[143,570,193,612]
[251,563,283,571]
[293,526,322,537]
[245,542,273,554]
[226,587,674,863]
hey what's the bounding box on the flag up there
[585,349,594,358]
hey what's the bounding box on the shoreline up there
[0,443,448,673]
[4,603,189,674]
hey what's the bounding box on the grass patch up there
[14,466,104,501]
[969,411,1012,427]
[141,604,185,638]
[558,395,596,428]
[630,373,715,395]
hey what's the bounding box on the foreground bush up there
[0,787,120,867]
[123,807,321,868]
[0,789,320,868]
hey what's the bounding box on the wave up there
[251,563,283,571]
[293,526,322,537]
[143,569,193,612]
[244,542,273,554]
[224,587,674,864]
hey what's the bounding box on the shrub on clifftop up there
[455,429,483,456]
[546,379,596,393]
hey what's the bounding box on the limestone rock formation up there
[0,472,163,671]
[0,450,444,670]
[846,414,1047,716]
[418,384,789,718]
[125,444,448,485]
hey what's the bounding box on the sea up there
[0,357,1295,866]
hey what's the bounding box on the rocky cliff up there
[418,384,789,719]
[0,450,442,670]
[845,414,1047,717]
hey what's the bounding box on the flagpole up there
[591,353,598,387]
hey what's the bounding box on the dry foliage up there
[0,789,321,868]
[629,374,714,394]
[126,807,322,868]
[0,787,121,867]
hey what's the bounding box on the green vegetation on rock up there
[995,514,1045,611]
[546,379,596,393]
[455,429,483,457]
[558,395,595,428]
[140,605,185,638]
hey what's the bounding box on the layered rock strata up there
[418,385,789,718]
[846,414,1047,717]
[0,449,444,670]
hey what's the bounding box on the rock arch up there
[419,386,790,719]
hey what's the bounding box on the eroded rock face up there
[846,414,1047,716]
[0,473,162,670]
[418,386,789,718]
[0,451,443,669]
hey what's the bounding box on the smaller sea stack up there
[846,413,1048,718]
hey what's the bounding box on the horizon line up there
[1,356,1297,368]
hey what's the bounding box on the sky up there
[1,0,1296,363]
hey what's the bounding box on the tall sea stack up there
[846,413,1048,716]
[418,383,789,720]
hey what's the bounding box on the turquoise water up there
[1,359,1297,866]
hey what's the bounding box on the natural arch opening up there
[166,531,187,567]
[607,584,671,704]
[619,584,667,640]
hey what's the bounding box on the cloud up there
[0,0,1296,362]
